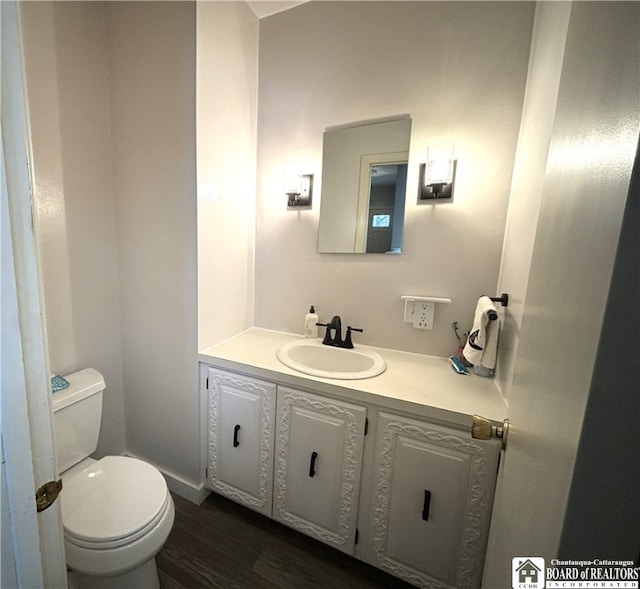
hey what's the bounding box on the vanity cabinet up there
[201,361,501,589]
[273,386,367,554]
[204,368,276,516]
[360,412,501,589]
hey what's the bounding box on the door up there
[1,2,67,586]
[273,386,366,554]
[484,3,640,585]
[205,369,276,516]
[364,412,500,589]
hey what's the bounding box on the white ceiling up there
[245,1,308,19]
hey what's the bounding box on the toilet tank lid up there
[52,368,105,412]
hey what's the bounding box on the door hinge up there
[35,480,62,513]
[206,377,209,389]
[364,418,368,436]
[472,415,510,451]
[355,528,359,545]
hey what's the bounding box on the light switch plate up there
[403,299,415,323]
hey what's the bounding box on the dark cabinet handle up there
[309,451,318,477]
[233,424,241,447]
[422,489,431,521]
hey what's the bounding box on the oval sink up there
[276,339,386,380]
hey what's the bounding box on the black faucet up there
[317,315,363,349]
[320,315,342,346]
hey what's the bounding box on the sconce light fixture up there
[418,144,456,201]
[284,161,313,209]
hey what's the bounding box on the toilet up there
[52,368,174,589]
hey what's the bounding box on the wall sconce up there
[418,144,456,201]
[284,161,313,209]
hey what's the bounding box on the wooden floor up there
[157,492,415,589]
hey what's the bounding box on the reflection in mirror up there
[318,116,412,254]
[356,153,408,253]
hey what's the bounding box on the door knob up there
[472,415,510,451]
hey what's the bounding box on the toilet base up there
[67,557,159,589]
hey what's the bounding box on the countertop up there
[198,328,507,429]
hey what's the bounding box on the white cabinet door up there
[274,386,366,554]
[205,368,276,516]
[364,412,500,589]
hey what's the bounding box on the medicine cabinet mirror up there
[317,116,412,254]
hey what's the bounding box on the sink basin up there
[276,339,386,380]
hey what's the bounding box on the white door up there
[205,368,275,516]
[483,3,639,587]
[364,412,500,589]
[273,386,366,554]
[1,2,67,586]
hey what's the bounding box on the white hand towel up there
[463,296,499,369]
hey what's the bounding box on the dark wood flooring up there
[157,492,415,589]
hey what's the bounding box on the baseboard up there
[164,473,210,505]
[125,452,210,505]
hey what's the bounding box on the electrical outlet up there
[413,301,435,329]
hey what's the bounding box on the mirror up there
[317,116,412,254]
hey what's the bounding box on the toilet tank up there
[51,368,105,474]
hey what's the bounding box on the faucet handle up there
[343,326,363,349]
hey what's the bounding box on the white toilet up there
[52,368,175,589]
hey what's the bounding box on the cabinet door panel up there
[284,406,346,529]
[206,369,276,516]
[386,436,469,582]
[368,412,500,589]
[274,387,366,554]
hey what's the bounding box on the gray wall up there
[105,1,199,484]
[21,1,126,459]
[197,2,259,351]
[22,1,201,487]
[255,1,535,357]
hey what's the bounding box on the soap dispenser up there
[304,306,319,338]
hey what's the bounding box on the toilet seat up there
[62,456,169,549]
[61,455,175,578]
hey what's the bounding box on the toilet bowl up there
[52,369,175,588]
[62,456,174,587]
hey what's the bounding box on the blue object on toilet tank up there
[51,375,70,393]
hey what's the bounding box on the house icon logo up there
[512,557,545,589]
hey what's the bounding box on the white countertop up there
[198,328,507,429]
